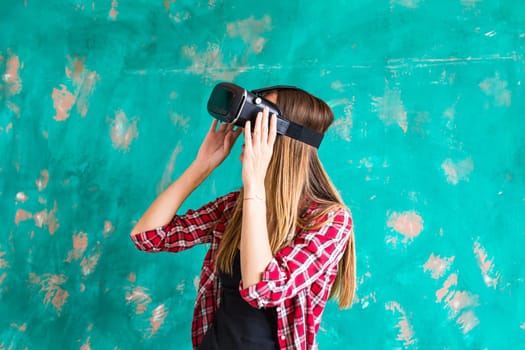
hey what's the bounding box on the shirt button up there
[276,307,281,312]
[281,335,286,340]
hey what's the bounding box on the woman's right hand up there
[195,120,242,172]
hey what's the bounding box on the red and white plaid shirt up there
[131,191,352,350]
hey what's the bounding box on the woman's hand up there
[195,120,242,172]
[242,108,278,194]
[240,108,276,287]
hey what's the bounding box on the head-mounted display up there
[207,82,324,148]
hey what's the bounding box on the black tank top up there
[198,250,279,350]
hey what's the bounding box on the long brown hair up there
[216,87,355,308]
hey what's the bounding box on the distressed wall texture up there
[1,0,524,349]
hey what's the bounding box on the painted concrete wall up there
[1,0,524,349]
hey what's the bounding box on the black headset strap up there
[252,86,324,149]
[252,85,307,95]
[275,118,323,148]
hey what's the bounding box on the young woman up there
[130,87,355,350]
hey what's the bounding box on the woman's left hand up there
[242,107,277,194]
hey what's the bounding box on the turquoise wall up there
[1,0,524,349]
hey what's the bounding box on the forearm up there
[240,188,273,288]
[130,160,212,236]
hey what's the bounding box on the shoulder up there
[295,204,353,246]
[303,202,352,229]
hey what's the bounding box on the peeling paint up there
[4,53,22,95]
[227,15,272,54]
[33,202,60,234]
[331,97,354,142]
[423,253,455,279]
[15,209,33,225]
[149,304,168,337]
[473,241,501,288]
[36,169,49,191]
[109,110,139,151]
[442,158,474,185]
[387,211,424,242]
[109,0,118,20]
[53,57,99,121]
[52,85,75,121]
[479,73,512,106]
[157,142,183,193]
[126,286,152,315]
[386,301,417,347]
[372,87,408,132]
[182,44,245,81]
[30,273,69,314]
[16,192,28,202]
[65,232,88,262]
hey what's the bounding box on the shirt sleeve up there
[239,207,352,308]
[131,191,239,253]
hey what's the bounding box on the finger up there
[253,111,263,145]
[234,126,243,138]
[224,122,234,133]
[218,121,229,132]
[268,113,277,146]
[226,126,242,148]
[209,119,218,132]
[244,121,253,152]
[261,108,269,144]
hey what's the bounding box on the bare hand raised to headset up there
[241,107,278,192]
[195,120,242,172]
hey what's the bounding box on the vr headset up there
[207,82,324,148]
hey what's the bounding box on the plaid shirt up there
[131,191,352,350]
